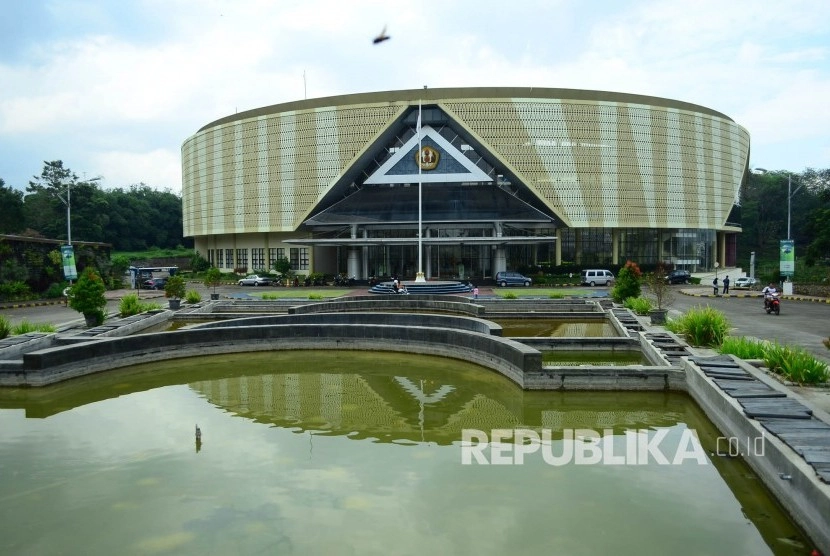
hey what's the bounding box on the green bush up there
[623,296,652,315]
[69,267,107,324]
[611,261,642,303]
[764,343,829,385]
[0,281,33,301]
[719,336,769,359]
[185,290,202,303]
[0,315,10,339]
[164,275,186,300]
[12,320,57,334]
[501,291,518,299]
[44,282,69,299]
[119,293,163,317]
[548,292,564,299]
[308,293,323,300]
[665,306,730,347]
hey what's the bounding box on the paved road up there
[667,288,830,365]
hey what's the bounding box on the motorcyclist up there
[761,282,779,310]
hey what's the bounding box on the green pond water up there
[495,318,618,337]
[0,351,810,555]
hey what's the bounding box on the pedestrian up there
[473,286,479,300]
[712,277,719,296]
[722,275,730,295]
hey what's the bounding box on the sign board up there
[61,245,78,281]
[779,240,794,278]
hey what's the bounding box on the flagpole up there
[416,100,425,282]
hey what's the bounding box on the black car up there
[142,277,168,290]
[665,270,691,284]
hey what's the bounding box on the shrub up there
[44,282,69,299]
[69,267,107,324]
[824,337,830,350]
[164,275,186,300]
[0,315,10,339]
[119,293,162,317]
[719,336,769,359]
[548,292,564,299]
[643,264,675,310]
[501,291,518,299]
[0,281,33,301]
[308,293,323,300]
[186,290,202,303]
[665,305,730,347]
[204,267,222,296]
[611,260,642,303]
[764,343,829,385]
[624,296,652,315]
[12,320,57,334]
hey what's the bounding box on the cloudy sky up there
[1,0,828,194]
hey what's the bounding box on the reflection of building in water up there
[550,322,614,337]
[189,372,686,443]
[191,373,409,433]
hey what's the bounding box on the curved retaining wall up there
[190,312,502,336]
[12,323,538,387]
[289,295,484,317]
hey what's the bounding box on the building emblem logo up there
[417,146,440,170]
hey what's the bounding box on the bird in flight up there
[373,26,390,44]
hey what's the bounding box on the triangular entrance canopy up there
[364,125,492,185]
[302,105,559,229]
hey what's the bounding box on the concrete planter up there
[649,309,668,325]
[210,293,220,300]
[83,314,100,328]
[168,299,181,310]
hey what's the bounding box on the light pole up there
[56,181,72,246]
[787,173,804,241]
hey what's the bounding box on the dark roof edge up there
[196,87,735,133]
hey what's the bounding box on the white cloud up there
[1,0,829,191]
[93,148,182,191]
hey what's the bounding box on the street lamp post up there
[56,181,72,246]
[787,173,805,241]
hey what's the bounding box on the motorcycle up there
[764,294,781,315]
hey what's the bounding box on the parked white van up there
[580,269,615,286]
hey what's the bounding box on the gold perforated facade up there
[182,87,749,279]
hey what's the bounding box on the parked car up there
[238,274,272,287]
[665,270,691,285]
[580,269,615,286]
[733,276,758,289]
[495,271,532,287]
[142,277,168,290]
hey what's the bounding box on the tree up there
[204,267,222,299]
[25,161,103,243]
[0,179,25,234]
[643,264,675,311]
[611,260,642,303]
[68,267,107,326]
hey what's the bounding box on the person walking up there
[712,277,719,296]
[722,275,730,295]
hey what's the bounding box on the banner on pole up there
[779,240,794,277]
[61,245,78,280]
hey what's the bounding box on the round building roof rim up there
[195,87,735,133]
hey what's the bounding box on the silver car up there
[238,274,271,286]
